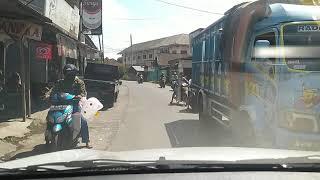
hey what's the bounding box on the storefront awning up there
[0,0,51,24]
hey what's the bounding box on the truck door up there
[249,30,278,138]
[213,28,222,95]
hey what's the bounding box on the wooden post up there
[26,41,31,117]
[20,39,26,122]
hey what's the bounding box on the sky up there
[94,0,247,59]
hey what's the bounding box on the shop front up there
[0,0,51,120]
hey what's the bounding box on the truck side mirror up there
[253,40,271,62]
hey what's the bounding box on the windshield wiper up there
[0,159,163,173]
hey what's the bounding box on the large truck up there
[191,1,320,149]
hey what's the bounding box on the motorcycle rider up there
[170,73,189,105]
[139,73,143,83]
[160,72,165,81]
[159,72,165,87]
[50,64,92,148]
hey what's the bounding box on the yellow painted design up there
[303,88,318,108]
[300,0,320,6]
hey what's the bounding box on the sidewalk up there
[0,109,48,160]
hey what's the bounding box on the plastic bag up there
[79,97,104,120]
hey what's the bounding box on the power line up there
[154,0,224,15]
[112,18,158,21]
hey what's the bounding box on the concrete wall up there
[122,44,190,66]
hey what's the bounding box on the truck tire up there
[198,95,209,123]
[231,111,256,147]
[191,92,198,113]
[50,133,62,152]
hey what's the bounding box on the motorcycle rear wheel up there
[50,134,62,152]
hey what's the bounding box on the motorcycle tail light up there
[47,116,54,123]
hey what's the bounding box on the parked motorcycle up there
[181,82,189,106]
[45,93,81,151]
[170,82,189,105]
[171,80,177,90]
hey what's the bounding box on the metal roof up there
[120,34,189,54]
[131,66,144,72]
[255,3,320,30]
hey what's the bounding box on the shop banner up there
[0,18,42,41]
[35,43,53,60]
[56,34,78,59]
[82,0,102,35]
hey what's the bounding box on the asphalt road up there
[105,81,232,151]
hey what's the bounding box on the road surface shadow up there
[10,143,91,160]
[179,108,196,114]
[165,119,233,148]
[10,144,49,160]
[168,102,185,106]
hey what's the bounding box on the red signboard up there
[36,43,53,60]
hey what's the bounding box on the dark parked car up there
[84,63,120,108]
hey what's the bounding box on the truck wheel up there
[198,95,209,123]
[191,93,198,113]
[231,111,256,147]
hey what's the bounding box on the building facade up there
[0,0,99,119]
[120,34,190,67]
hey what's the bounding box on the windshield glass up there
[3,0,320,175]
[283,23,320,71]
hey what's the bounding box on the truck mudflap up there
[221,0,271,107]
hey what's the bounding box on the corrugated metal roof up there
[131,66,144,72]
[120,34,189,54]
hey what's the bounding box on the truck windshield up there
[283,23,320,71]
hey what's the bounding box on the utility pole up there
[27,41,31,117]
[130,34,133,66]
[98,35,103,62]
[19,37,26,122]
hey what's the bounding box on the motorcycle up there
[45,93,82,151]
[186,86,196,110]
[159,77,166,88]
[181,82,189,106]
[138,75,143,84]
[171,80,177,90]
[170,82,189,105]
